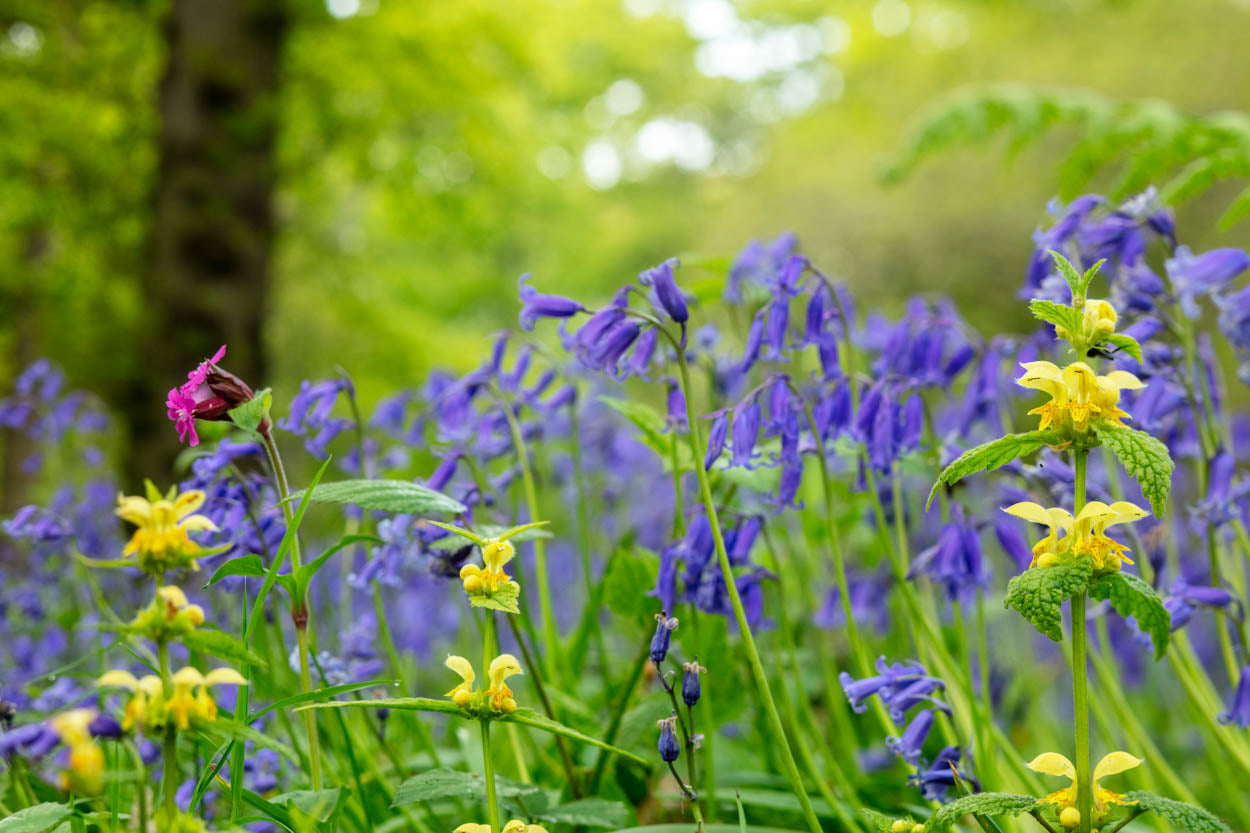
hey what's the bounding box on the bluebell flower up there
[1163,577,1237,632]
[639,258,689,324]
[839,656,929,714]
[814,567,890,633]
[664,378,688,433]
[881,675,950,722]
[681,660,705,706]
[908,746,978,802]
[0,722,61,759]
[518,273,587,330]
[739,308,767,374]
[909,506,989,600]
[88,713,124,740]
[729,400,761,468]
[1170,246,1250,317]
[1220,666,1250,728]
[657,714,680,762]
[245,747,282,793]
[886,707,935,766]
[280,378,356,458]
[650,612,678,663]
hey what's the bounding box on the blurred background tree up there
[3,0,1250,500]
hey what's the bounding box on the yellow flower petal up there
[1027,752,1076,780]
[1099,370,1145,392]
[174,489,207,519]
[1093,751,1143,781]
[445,655,475,684]
[115,495,154,526]
[203,668,248,687]
[453,825,492,833]
[158,585,190,609]
[98,670,140,690]
[172,667,205,688]
[488,654,523,690]
[1002,502,1054,527]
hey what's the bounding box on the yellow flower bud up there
[891,822,908,833]
[1038,552,1060,568]
[185,605,205,626]
[911,825,925,833]
[1060,807,1081,830]
[462,574,483,593]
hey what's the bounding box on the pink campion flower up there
[166,388,201,447]
[165,344,262,446]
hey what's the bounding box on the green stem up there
[506,613,579,795]
[296,625,323,789]
[674,348,822,833]
[495,389,560,683]
[260,426,322,787]
[157,640,178,818]
[129,740,148,833]
[481,721,501,833]
[1072,450,1092,833]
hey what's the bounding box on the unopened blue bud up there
[657,715,680,762]
[681,660,705,707]
[650,612,678,663]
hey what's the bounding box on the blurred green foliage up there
[4,0,1250,411]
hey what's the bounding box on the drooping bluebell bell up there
[518,273,587,330]
[880,674,950,723]
[1167,246,1250,319]
[681,660,705,706]
[814,566,890,634]
[839,656,929,714]
[1220,666,1250,728]
[88,713,124,740]
[650,612,679,663]
[0,721,61,759]
[639,258,689,324]
[279,377,356,459]
[909,505,989,600]
[729,399,762,468]
[886,707,935,766]
[1162,577,1237,633]
[908,746,978,802]
[657,714,680,762]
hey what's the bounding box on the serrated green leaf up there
[926,793,1039,833]
[392,767,541,806]
[1090,572,1170,659]
[503,707,649,765]
[1125,791,1233,833]
[0,803,72,833]
[1049,250,1086,298]
[182,627,266,667]
[859,808,902,833]
[1093,423,1174,516]
[204,554,266,587]
[285,478,467,514]
[604,547,659,619]
[1004,561,1094,641]
[536,798,629,828]
[1029,299,1084,337]
[468,582,521,614]
[928,431,1057,509]
[1102,332,1144,364]
[228,388,271,435]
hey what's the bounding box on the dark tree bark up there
[125,0,288,486]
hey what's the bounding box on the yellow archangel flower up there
[455,822,550,833]
[444,653,523,713]
[165,667,247,731]
[1016,361,1143,431]
[1027,750,1142,818]
[98,669,166,731]
[1002,501,1147,570]
[49,708,104,793]
[460,538,517,594]
[116,485,217,571]
[1054,298,1119,347]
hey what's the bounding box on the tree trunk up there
[126,0,287,486]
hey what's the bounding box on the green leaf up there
[201,719,299,763]
[926,793,1039,833]
[1048,250,1087,298]
[468,581,521,614]
[428,523,551,550]
[1089,572,1171,659]
[248,680,395,723]
[0,803,73,833]
[1029,299,1084,337]
[244,457,332,647]
[503,707,649,765]
[426,520,485,546]
[1093,423,1174,516]
[285,478,467,514]
[298,696,468,718]
[1217,183,1250,231]
[1004,561,1094,641]
[537,799,629,828]
[927,431,1057,509]
[271,788,348,823]
[1124,791,1233,833]
[491,520,551,542]
[1101,332,1143,364]
[228,388,272,434]
[603,547,660,619]
[204,554,266,587]
[182,626,266,667]
[392,767,541,806]
[859,808,903,833]
[599,396,694,471]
